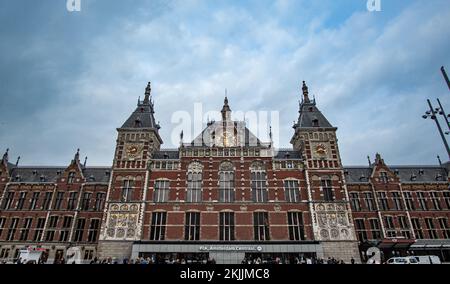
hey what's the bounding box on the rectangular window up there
[185,212,200,241]
[377,192,389,211]
[380,172,389,183]
[219,212,235,241]
[384,216,395,237]
[150,212,167,241]
[398,216,411,239]
[33,218,46,241]
[219,172,235,203]
[29,192,40,210]
[0,217,6,238]
[430,192,441,210]
[284,180,300,203]
[81,192,92,211]
[438,218,450,239]
[67,192,78,210]
[42,192,53,210]
[287,212,304,240]
[16,192,27,210]
[355,219,367,241]
[321,179,334,201]
[2,192,14,210]
[45,216,59,241]
[187,172,202,202]
[350,193,361,211]
[392,192,403,211]
[417,192,428,210]
[121,180,134,202]
[253,212,270,241]
[60,216,73,242]
[425,218,438,239]
[403,192,415,211]
[252,172,268,202]
[6,218,19,241]
[87,219,100,242]
[94,192,105,211]
[411,218,424,239]
[444,192,450,209]
[19,218,33,241]
[68,172,76,184]
[369,219,382,239]
[154,180,170,203]
[363,192,375,211]
[73,218,85,242]
[54,192,64,210]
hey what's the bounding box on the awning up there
[376,239,415,249]
[409,239,450,249]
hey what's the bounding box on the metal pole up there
[427,99,450,159]
[441,66,450,91]
[436,98,450,131]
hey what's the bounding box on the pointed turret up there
[221,95,232,121]
[119,82,163,144]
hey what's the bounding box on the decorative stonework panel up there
[313,202,354,241]
[103,203,140,240]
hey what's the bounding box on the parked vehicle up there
[386,256,419,264]
[413,255,441,264]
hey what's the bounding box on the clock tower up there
[291,81,360,261]
[98,82,163,260]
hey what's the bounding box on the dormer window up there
[312,119,319,127]
[436,173,443,181]
[418,169,424,175]
[89,175,95,182]
[410,174,417,181]
[40,175,46,182]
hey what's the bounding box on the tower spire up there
[2,148,9,163]
[302,81,310,103]
[143,82,151,104]
[221,94,231,121]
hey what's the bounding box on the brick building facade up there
[0,81,449,264]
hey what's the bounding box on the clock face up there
[125,144,141,159]
[315,144,327,156]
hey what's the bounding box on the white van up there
[386,257,419,264]
[413,255,441,264]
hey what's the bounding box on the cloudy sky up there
[0,0,449,167]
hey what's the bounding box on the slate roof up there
[344,165,448,184]
[9,166,111,183]
[121,102,159,129]
[293,101,334,129]
[153,150,180,160]
[188,121,265,147]
[274,150,302,160]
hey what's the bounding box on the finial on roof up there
[269,126,273,140]
[15,156,20,167]
[144,81,151,104]
[2,148,8,162]
[367,155,372,166]
[221,93,231,121]
[437,155,443,166]
[84,156,88,168]
[302,81,310,103]
[74,148,80,161]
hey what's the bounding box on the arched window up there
[251,161,267,202]
[186,162,203,203]
[219,161,234,202]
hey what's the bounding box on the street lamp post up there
[436,98,450,132]
[423,99,450,159]
[441,66,450,91]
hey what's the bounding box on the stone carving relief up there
[314,203,354,241]
[104,203,140,240]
